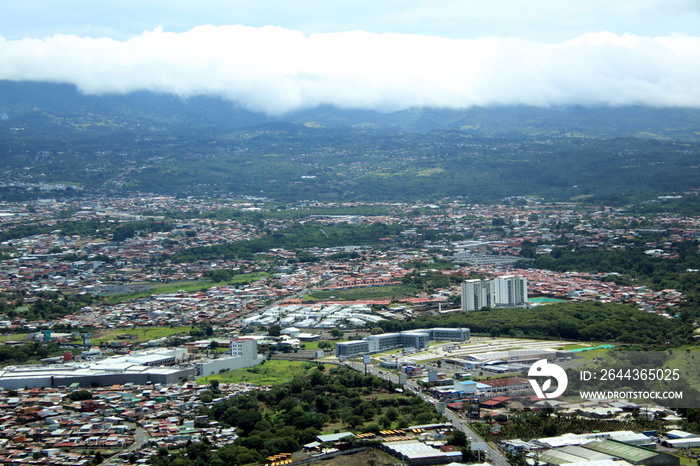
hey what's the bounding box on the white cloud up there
[1,26,699,114]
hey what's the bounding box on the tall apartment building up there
[461,279,495,311]
[461,275,527,311]
[494,275,528,307]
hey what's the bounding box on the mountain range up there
[1,80,699,205]
[2,80,700,138]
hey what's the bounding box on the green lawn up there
[301,341,334,351]
[562,343,596,350]
[196,360,322,385]
[0,333,29,342]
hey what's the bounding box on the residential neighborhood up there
[0,193,699,464]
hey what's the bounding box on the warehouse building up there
[0,347,198,389]
[582,439,679,466]
[380,440,462,465]
[0,361,194,389]
[534,432,655,450]
[530,439,679,466]
[445,348,559,370]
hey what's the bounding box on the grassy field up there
[101,272,270,304]
[0,333,29,342]
[196,360,323,385]
[562,343,596,350]
[3,328,185,345]
[301,341,319,350]
[563,348,700,406]
[72,326,189,345]
[302,284,419,302]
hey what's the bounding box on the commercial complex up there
[195,338,263,377]
[335,327,470,358]
[0,348,195,389]
[0,339,265,389]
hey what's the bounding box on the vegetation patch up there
[88,326,188,345]
[101,273,269,304]
[416,167,446,176]
[472,411,649,440]
[166,365,443,466]
[379,302,690,346]
[196,360,322,386]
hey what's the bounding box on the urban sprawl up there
[0,193,698,466]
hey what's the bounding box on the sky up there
[1,0,700,114]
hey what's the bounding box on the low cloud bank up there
[1,25,699,114]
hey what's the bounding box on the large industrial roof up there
[583,440,657,462]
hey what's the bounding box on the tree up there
[345,415,363,429]
[67,390,92,401]
[379,415,391,429]
[330,328,344,339]
[449,430,469,447]
[317,341,333,349]
[386,407,399,421]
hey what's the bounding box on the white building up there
[461,279,495,311]
[494,275,528,307]
[335,328,470,358]
[461,275,528,311]
[195,338,263,377]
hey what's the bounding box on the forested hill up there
[378,302,691,346]
[2,80,700,137]
[1,80,700,203]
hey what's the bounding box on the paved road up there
[129,426,150,452]
[345,361,511,466]
[443,410,510,466]
[102,424,150,465]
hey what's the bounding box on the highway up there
[346,361,511,466]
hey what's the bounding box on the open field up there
[75,326,189,345]
[0,333,29,342]
[101,272,270,304]
[196,360,322,385]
